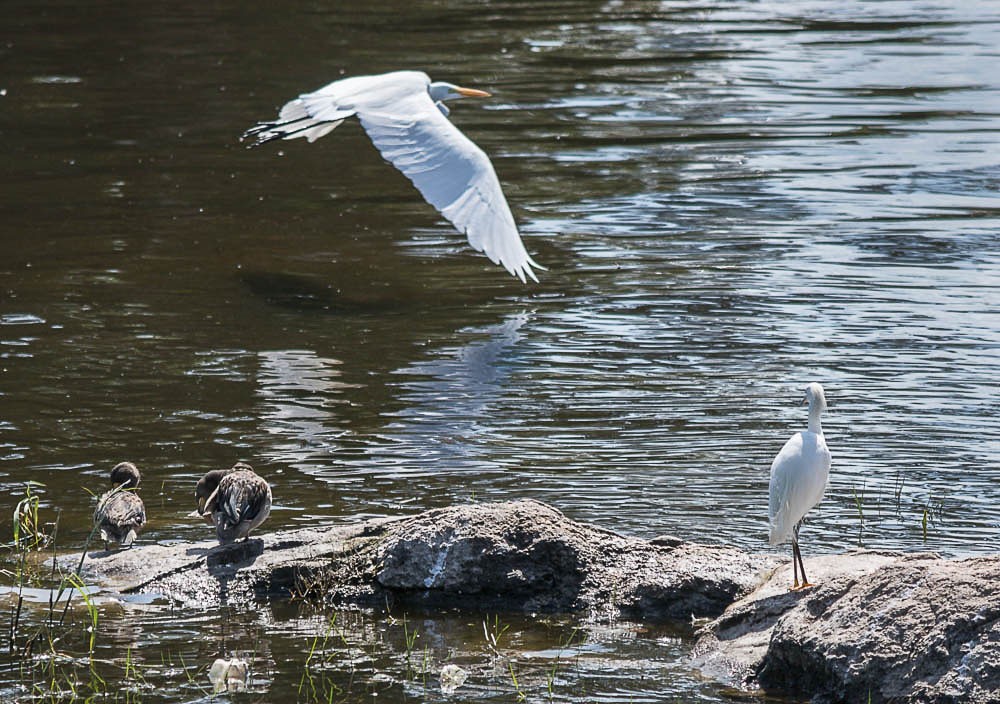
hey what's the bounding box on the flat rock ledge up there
[78,500,999,702]
[78,499,772,620]
[691,550,1000,704]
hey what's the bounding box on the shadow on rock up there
[207,539,264,570]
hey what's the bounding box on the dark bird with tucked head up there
[195,462,272,544]
[93,461,146,550]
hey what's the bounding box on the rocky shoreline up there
[78,499,999,703]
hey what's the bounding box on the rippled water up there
[1,0,998,701]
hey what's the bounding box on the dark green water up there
[1,0,998,701]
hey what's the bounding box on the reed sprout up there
[482,614,510,659]
[851,482,866,546]
[508,661,526,702]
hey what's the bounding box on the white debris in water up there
[439,664,468,694]
[208,657,249,693]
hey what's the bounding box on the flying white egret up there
[242,70,542,283]
[767,382,832,590]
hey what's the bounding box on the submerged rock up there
[692,551,1000,703]
[78,499,772,620]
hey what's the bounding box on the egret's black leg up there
[786,523,799,589]
[798,542,811,587]
[791,522,814,589]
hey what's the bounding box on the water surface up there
[1,0,998,701]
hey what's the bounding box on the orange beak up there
[455,86,491,98]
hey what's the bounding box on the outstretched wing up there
[355,89,540,282]
[242,72,540,282]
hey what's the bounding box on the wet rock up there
[692,551,1000,703]
[372,502,588,612]
[78,499,772,619]
[370,500,771,618]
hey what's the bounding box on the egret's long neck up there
[807,403,824,435]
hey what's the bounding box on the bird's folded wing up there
[356,93,540,282]
[768,433,828,540]
[221,487,250,525]
[121,495,147,526]
[105,492,146,525]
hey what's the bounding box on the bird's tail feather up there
[768,516,788,546]
[241,118,342,148]
[242,102,356,148]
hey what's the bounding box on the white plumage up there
[243,70,542,283]
[767,382,831,589]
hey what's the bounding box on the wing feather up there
[356,90,540,282]
[768,431,830,545]
[243,71,541,281]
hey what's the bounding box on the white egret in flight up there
[242,70,542,282]
[767,382,832,590]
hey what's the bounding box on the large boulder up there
[692,551,1000,703]
[79,499,773,619]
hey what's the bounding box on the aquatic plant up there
[482,614,509,659]
[851,482,866,546]
[3,481,118,702]
[64,572,98,655]
[508,661,526,702]
[298,613,346,703]
[402,614,419,657]
[546,627,580,701]
[892,472,906,515]
[12,481,50,551]
[7,482,52,655]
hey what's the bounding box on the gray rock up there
[370,500,773,618]
[78,499,772,620]
[692,551,1000,703]
[79,500,1000,701]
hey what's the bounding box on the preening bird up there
[196,462,272,544]
[767,382,832,590]
[93,461,146,550]
[242,70,542,282]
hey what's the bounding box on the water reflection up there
[280,312,534,511]
[255,348,353,469]
[377,311,532,470]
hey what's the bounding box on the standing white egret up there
[242,70,542,283]
[767,382,831,590]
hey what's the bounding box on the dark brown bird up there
[93,461,146,550]
[195,462,272,544]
